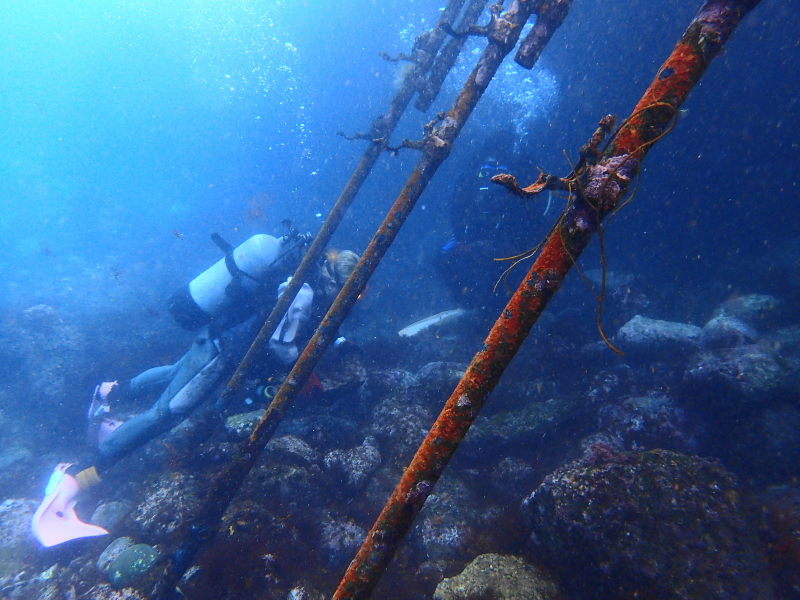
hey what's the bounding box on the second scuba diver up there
[31,227,359,547]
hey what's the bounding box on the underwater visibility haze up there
[1,0,800,599]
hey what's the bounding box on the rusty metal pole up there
[331,1,760,599]
[234,0,539,515]
[245,0,541,464]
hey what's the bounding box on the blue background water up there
[1,0,798,390]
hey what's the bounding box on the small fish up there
[442,238,457,251]
[173,229,184,240]
[398,308,468,337]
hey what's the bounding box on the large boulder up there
[523,446,774,600]
[710,294,784,329]
[460,396,585,469]
[597,394,697,453]
[615,315,702,360]
[129,472,201,542]
[433,554,562,600]
[683,343,790,410]
[323,437,381,490]
[701,315,760,349]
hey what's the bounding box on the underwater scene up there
[1,0,799,598]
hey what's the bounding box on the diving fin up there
[31,464,108,547]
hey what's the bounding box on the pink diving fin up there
[31,464,108,547]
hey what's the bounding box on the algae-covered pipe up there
[218,0,467,405]
[331,0,760,599]
[242,0,538,509]
[415,0,489,112]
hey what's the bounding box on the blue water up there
[2,0,797,327]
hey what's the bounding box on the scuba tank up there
[168,232,305,331]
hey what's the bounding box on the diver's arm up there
[269,281,315,365]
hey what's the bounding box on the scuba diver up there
[434,158,517,311]
[31,227,360,547]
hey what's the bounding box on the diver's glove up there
[88,380,130,422]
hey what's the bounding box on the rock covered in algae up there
[710,294,784,328]
[461,395,581,465]
[323,436,381,489]
[91,501,133,532]
[523,446,774,600]
[615,315,702,359]
[225,409,266,439]
[0,499,38,577]
[130,472,200,541]
[433,554,562,600]
[319,515,366,568]
[96,536,135,573]
[266,434,321,466]
[597,394,696,453]
[409,476,479,563]
[107,543,161,589]
[683,343,788,408]
[702,315,760,349]
[83,584,147,600]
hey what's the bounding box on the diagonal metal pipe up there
[331,0,760,599]
[218,0,468,406]
[415,0,489,112]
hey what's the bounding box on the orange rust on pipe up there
[612,0,761,160]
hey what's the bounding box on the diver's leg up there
[89,356,183,423]
[95,399,172,467]
[96,329,221,467]
[32,331,230,547]
[128,363,181,395]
